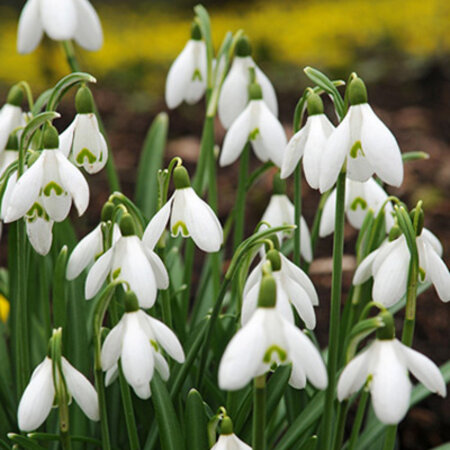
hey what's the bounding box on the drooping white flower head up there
[85,214,168,308]
[218,35,278,129]
[337,313,446,425]
[211,417,251,450]
[320,177,395,237]
[165,23,207,109]
[59,87,108,174]
[2,126,90,225]
[17,0,103,54]
[319,77,403,193]
[18,355,99,431]
[242,249,318,329]
[219,273,327,391]
[353,227,450,306]
[281,92,334,188]
[101,294,185,399]
[220,81,286,168]
[0,86,26,153]
[260,175,312,262]
[143,166,223,253]
[66,222,121,280]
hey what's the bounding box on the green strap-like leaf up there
[184,389,209,450]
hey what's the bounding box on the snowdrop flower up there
[219,81,286,168]
[219,272,327,391]
[218,35,278,129]
[337,312,446,424]
[0,86,25,153]
[211,417,251,450]
[0,138,19,176]
[85,214,168,308]
[60,87,108,174]
[242,249,318,329]
[281,92,334,188]
[319,177,395,237]
[17,0,103,54]
[18,354,99,431]
[319,76,403,193]
[101,292,185,399]
[353,227,450,306]
[2,126,89,224]
[143,166,223,253]
[260,174,312,262]
[165,23,207,109]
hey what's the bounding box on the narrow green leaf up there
[402,151,429,162]
[52,245,68,329]
[135,112,169,219]
[8,433,47,450]
[19,111,60,154]
[151,372,185,450]
[300,436,318,450]
[31,88,52,115]
[185,389,209,450]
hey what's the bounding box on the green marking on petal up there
[350,196,368,211]
[112,268,121,279]
[350,140,364,158]
[76,148,97,165]
[150,340,159,351]
[43,181,64,196]
[192,69,202,81]
[171,221,189,237]
[419,267,426,282]
[249,128,260,141]
[263,345,287,364]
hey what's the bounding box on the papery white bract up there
[353,229,450,306]
[143,174,223,253]
[242,252,318,329]
[219,98,287,168]
[60,113,108,174]
[101,309,185,399]
[218,307,327,391]
[85,234,168,307]
[281,113,334,188]
[17,0,103,54]
[319,78,403,192]
[18,356,99,431]
[320,177,395,237]
[218,52,278,129]
[165,26,207,109]
[211,433,252,450]
[261,193,312,262]
[337,338,446,424]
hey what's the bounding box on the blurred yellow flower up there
[0,294,10,323]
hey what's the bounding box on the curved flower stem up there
[332,400,349,450]
[321,170,346,448]
[293,164,302,267]
[233,144,250,251]
[252,375,266,450]
[347,390,369,450]
[61,40,121,193]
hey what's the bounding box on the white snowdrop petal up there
[147,316,185,363]
[184,41,207,104]
[280,127,307,179]
[275,279,295,324]
[0,172,18,220]
[359,104,403,187]
[370,341,411,424]
[133,382,151,400]
[61,357,99,421]
[372,242,410,307]
[154,352,170,381]
[144,249,170,290]
[218,310,266,390]
[346,180,371,229]
[59,118,77,157]
[353,249,379,285]
[242,259,263,299]
[372,239,399,276]
[85,247,113,299]
[421,228,443,256]
[40,0,77,40]
[289,361,307,389]
[4,155,44,223]
[55,150,90,216]
[66,224,103,280]
[220,106,252,167]
[182,188,223,252]
[300,216,313,263]
[241,282,259,326]
[319,113,351,192]
[73,0,103,51]
[17,0,44,54]
[395,340,446,397]
[423,243,450,302]
[337,348,371,400]
[26,217,54,255]
[143,197,173,250]
[319,188,337,237]
[283,276,316,329]
[18,358,54,431]
[105,365,118,387]
[346,150,373,182]
[256,65,278,118]
[101,320,124,371]
[165,41,196,109]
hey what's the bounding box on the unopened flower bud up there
[257,273,277,308]
[348,76,368,106]
[173,166,191,189]
[75,87,95,114]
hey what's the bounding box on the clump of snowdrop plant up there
[0,5,448,450]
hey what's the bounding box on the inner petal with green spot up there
[350,197,368,211]
[192,69,202,81]
[248,128,260,141]
[263,345,287,364]
[43,181,64,197]
[171,221,189,237]
[76,148,97,165]
[112,267,121,279]
[350,140,364,158]
[26,202,49,220]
